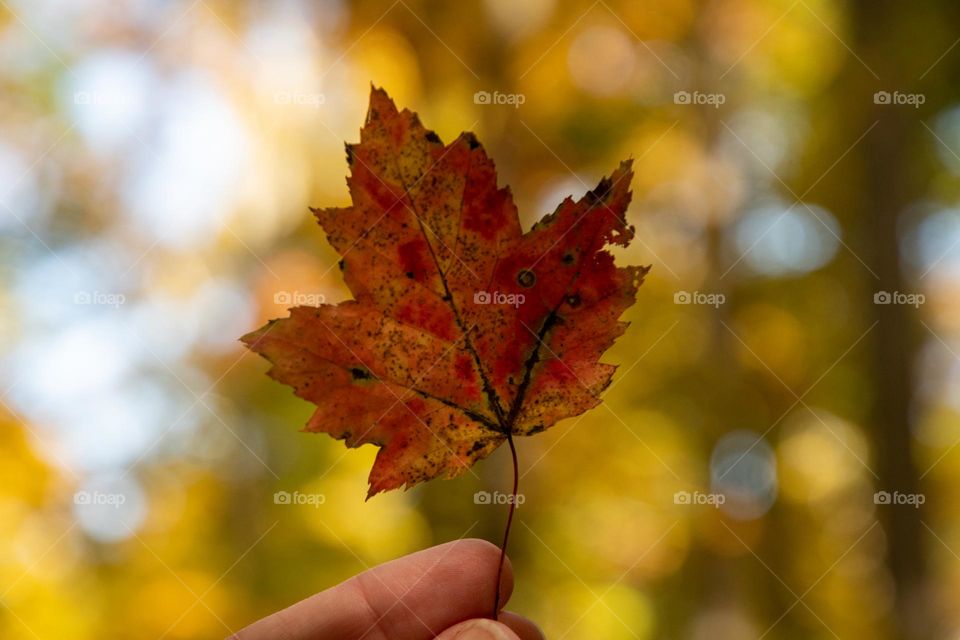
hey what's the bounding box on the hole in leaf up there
[517,269,536,288]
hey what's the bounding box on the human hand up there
[231,539,543,639]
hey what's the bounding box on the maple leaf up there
[242,87,648,498]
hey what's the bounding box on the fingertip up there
[238,539,519,639]
[441,538,514,602]
[448,538,508,569]
[434,618,522,640]
[498,611,545,640]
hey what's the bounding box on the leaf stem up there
[493,431,519,620]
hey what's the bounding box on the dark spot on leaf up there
[562,252,575,265]
[425,130,441,143]
[517,269,536,288]
[398,238,431,282]
[345,144,354,165]
[338,259,345,271]
[350,367,372,380]
[566,293,581,308]
[464,132,480,150]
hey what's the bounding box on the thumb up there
[434,618,522,640]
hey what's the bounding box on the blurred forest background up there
[2,0,960,638]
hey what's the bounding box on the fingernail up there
[453,619,511,640]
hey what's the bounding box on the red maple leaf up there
[242,87,647,498]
